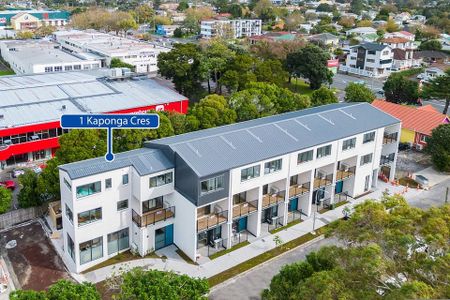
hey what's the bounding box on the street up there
[209,237,340,300]
[331,73,385,93]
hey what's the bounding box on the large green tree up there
[263,198,450,299]
[286,44,333,90]
[310,86,338,106]
[188,94,237,130]
[426,124,450,172]
[421,69,450,114]
[10,280,100,300]
[157,43,206,100]
[17,170,40,208]
[254,59,288,87]
[344,82,375,103]
[418,39,442,51]
[202,40,236,94]
[220,54,257,93]
[383,73,419,104]
[0,187,12,214]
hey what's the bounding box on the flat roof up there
[0,71,186,128]
[147,103,400,177]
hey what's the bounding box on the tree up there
[263,199,450,300]
[18,170,40,208]
[385,18,400,33]
[426,124,450,172]
[111,268,209,300]
[254,0,276,22]
[36,158,61,202]
[344,82,375,103]
[227,4,243,18]
[134,4,154,24]
[0,187,12,214]
[286,44,333,89]
[356,19,372,27]
[110,58,135,70]
[350,0,364,14]
[316,3,333,12]
[188,94,237,129]
[310,86,338,106]
[284,11,303,31]
[55,130,107,164]
[254,59,288,87]
[338,16,355,29]
[11,280,100,300]
[157,43,206,100]
[418,39,443,51]
[34,25,56,37]
[421,69,450,114]
[154,15,172,26]
[16,31,34,39]
[383,73,419,104]
[177,0,189,12]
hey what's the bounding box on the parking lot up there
[0,221,70,291]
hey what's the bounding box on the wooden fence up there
[0,205,47,230]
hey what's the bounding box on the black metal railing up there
[232,200,258,219]
[132,207,175,227]
[289,182,310,198]
[231,231,249,247]
[336,166,356,181]
[197,210,228,232]
[334,192,348,204]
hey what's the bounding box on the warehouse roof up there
[147,103,400,177]
[0,71,187,128]
[60,148,174,180]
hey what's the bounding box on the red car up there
[0,180,16,190]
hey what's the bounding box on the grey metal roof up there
[59,148,174,180]
[147,103,400,177]
[0,71,186,128]
[356,42,389,52]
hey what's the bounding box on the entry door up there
[289,198,298,212]
[335,181,343,194]
[238,217,248,232]
[312,188,325,204]
[364,175,370,192]
[155,224,174,250]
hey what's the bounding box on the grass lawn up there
[334,200,349,208]
[209,241,250,260]
[0,70,14,76]
[269,219,302,234]
[176,249,198,265]
[81,250,164,274]
[208,223,335,287]
[285,80,314,97]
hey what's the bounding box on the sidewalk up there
[78,181,423,284]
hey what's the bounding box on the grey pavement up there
[331,73,384,92]
[422,99,449,115]
[208,237,339,300]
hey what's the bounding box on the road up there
[209,237,339,300]
[331,73,385,93]
[407,177,450,209]
[422,99,448,115]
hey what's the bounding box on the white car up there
[32,166,42,174]
[12,169,25,178]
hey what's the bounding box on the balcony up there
[197,210,228,232]
[233,200,258,219]
[289,182,310,198]
[336,166,356,181]
[262,190,285,209]
[313,174,333,189]
[383,133,398,145]
[132,207,175,228]
[380,154,395,165]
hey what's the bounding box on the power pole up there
[445,187,449,204]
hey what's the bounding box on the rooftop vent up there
[61,105,66,110]
[0,115,4,119]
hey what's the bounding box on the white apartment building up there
[0,40,101,74]
[381,36,422,70]
[200,19,262,39]
[340,43,393,78]
[58,103,400,273]
[53,30,171,73]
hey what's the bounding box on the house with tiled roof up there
[381,36,421,70]
[372,100,449,150]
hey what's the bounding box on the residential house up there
[307,33,339,49]
[58,103,400,272]
[346,27,377,37]
[384,31,415,42]
[155,25,180,37]
[381,36,421,70]
[372,100,449,150]
[340,43,393,77]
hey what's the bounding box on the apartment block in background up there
[58,103,400,272]
[201,19,262,39]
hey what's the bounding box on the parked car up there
[376,89,385,96]
[0,180,15,190]
[355,80,366,85]
[32,166,42,174]
[12,169,25,178]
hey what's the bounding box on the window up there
[117,199,128,211]
[76,181,101,198]
[298,150,313,164]
[342,138,356,151]
[107,228,129,255]
[149,172,173,188]
[241,165,260,182]
[67,234,75,261]
[105,178,112,189]
[142,196,163,213]
[64,65,73,71]
[74,64,81,70]
[122,174,129,185]
[64,178,71,191]
[363,131,375,143]
[360,153,373,166]
[54,66,62,72]
[79,237,103,265]
[264,159,282,174]
[201,175,224,194]
[65,205,73,223]
[316,145,332,159]
[366,59,375,63]
[78,208,102,226]
[44,66,53,72]
[368,50,376,55]
[420,135,429,143]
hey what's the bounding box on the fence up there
[0,204,47,230]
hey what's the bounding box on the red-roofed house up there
[372,100,449,150]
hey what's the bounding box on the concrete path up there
[77,179,447,284]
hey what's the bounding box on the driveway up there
[209,237,339,300]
